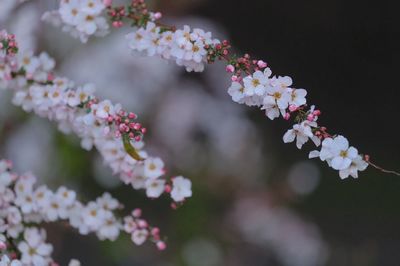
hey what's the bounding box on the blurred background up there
[1,0,400,265]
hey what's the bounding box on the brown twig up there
[365,155,400,176]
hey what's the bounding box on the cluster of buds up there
[112,110,146,141]
[226,53,268,82]
[313,126,332,140]
[206,40,231,63]
[130,0,149,15]
[125,208,167,250]
[107,5,126,28]
[0,31,18,55]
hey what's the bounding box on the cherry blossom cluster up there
[125,23,221,72]
[0,159,167,265]
[0,31,192,203]
[42,0,377,178]
[0,31,19,89]
[228,69,369,179]
[42,0,109,43]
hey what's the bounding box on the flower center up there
[149,163,156,170]
[29,247,36,256]
[273,92,281,99]
[252,79,260,87]
[192,45,200,52]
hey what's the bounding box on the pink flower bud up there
[164,184,172,193]
[154,12,162,20]
[151,227,160,236]
[134,136,141,141]
[288,105,298,112]
[257,60,267,68]
[103,0,113,6]
[137,219,148,228]
[312,110,321,116]
[0,241,7,250]
[156,241,167,251]
[128,112,137,119]
[226,64,235,73]
[47,73,54,81]
[132,208,142,218]
[283,113,290,120]
[307,114,314,122]
[119,124,127,132]
[231,75,239,82]
[141,128,147,134]
[112,21,120,28]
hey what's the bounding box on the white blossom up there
[171,176,192,202]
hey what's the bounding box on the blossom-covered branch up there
[0,159,167,265]
[42,0,400,178]
[0,30,192,203]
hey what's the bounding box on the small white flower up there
[144,157,165,179]
[265,83,290,109]
[123,216,137,234]
[289,88,307,107]
[76,13,101,35]
[38,53,56,72]
[80,0,105,16]
[228,82,246,103]
[56,186,76,207]
[82,202,106,229]
[243,71,269,96]
[283,121,319,149]
[96,100,115,119]
[18,228,53,266]
[171,176,192,202]
[33,185,52,210]
[0,255,22,266]
[145,179,166,198]
[46,194,69,221]
[131,229,148,245]
[68,259,81,266]
[96,193,119,211]
[67,83,95,107]
[339,155,368,179]
[59,0,82,26]
[97,212,120,241]
[20,52,40,74]
[261,96,282,120]
[319,136,358,170]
